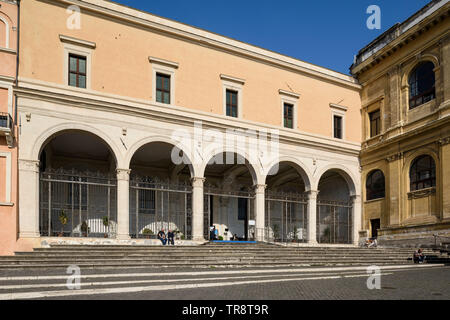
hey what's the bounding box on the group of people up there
[157,229,175,245]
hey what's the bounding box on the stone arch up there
[125,135,197,178]
[401,54,439,87]
[264,156,313,191]
[200,146,263,186]
[403,148,439,192]
[313,163,358,196]
[31,122,123,168]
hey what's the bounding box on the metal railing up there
[129,176,192,240]
[317,199,353,244]
[0,112,13,130]
[265,191,308,243]
[39,169,117,238]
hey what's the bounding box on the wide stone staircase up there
[0,242,448,270]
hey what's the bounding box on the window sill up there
[364,198,385,204]
[407,187,436,200]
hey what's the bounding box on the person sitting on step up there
[413,248,425,264]
[157,229,167,245]
[167,230,175,245]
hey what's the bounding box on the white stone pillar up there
[116,168,131,240]
[254,184,266,242]
[19,159,40,238]
[351,195,362,246]
[192,177,205,241]
[307,190,319,245]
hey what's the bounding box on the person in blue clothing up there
[157,229,167,245]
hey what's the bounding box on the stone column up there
[116,168,131,240]
[254,184,266,242]
[307,190,319,245]
[191,177,205,241]
[351,195,362,246]
[18,159,40,238]
[440,138,450,220]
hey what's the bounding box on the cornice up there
[59,34,96,49]
[352,3,450,76]
[15,78,361,157]
[44,0,360,90]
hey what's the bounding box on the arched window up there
[410,155,436,191]
[408,61,435,109]
[0,19,6,48]
[366,170,385,201]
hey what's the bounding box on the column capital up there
[116,168,131,181]
[254,184,267,193]
[19,159,40,173]
[306,190,319,199]
[191,177,205,186]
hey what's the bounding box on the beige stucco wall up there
[19,0,361,143]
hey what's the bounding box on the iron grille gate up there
[265,191,308,243]
[316,199,353,244]
[39,169,117,238]
[129,176,192,240]
[203,185,255,240]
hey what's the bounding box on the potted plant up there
[102,216,109,238]
[142,228,153,239]
[58,210,68,237]
[174,229,181,240]
[81,221,89,237]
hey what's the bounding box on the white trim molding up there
[59,35,96,49]
[0,151,12,203]
[0,15,10,49]
[62,39,94,89]
[221,75,244,119]
[330,103,347,140]
[279,90,299,130]
[150,57,178,105]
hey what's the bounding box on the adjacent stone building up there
[351,0,450,246]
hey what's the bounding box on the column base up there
[192,236,205,242]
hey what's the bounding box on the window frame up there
[68,54,87,89]
[279,90,299,130]
[408,61,436,110]
[409,155,436,192]
[283,102,294,129]
[226,89,238,118]
[150,57,178,106]
[369,109,381,138]
[221,75,244,119]
[366,170,385,201]
[333,115,343,139]
[330,104,347,140]
[62,40,93,90]
[155,73,171,104]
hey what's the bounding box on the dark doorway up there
[371,219,380,238]
[238,197,248,241]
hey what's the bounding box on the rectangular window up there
[226,89,238,118]
[333,115,342,139]
[68,54,87,88]
[283,103,294,129]
[156,73,171,104]
[369,110,381,138]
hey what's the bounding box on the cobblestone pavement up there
[0,264,448,300]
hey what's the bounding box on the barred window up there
[408,61,435,109]
[410,155,436,191]
[366,170,385,201]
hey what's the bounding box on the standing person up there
[214,226,219,240]
[157,229,167,245]
[167,230,175,245]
